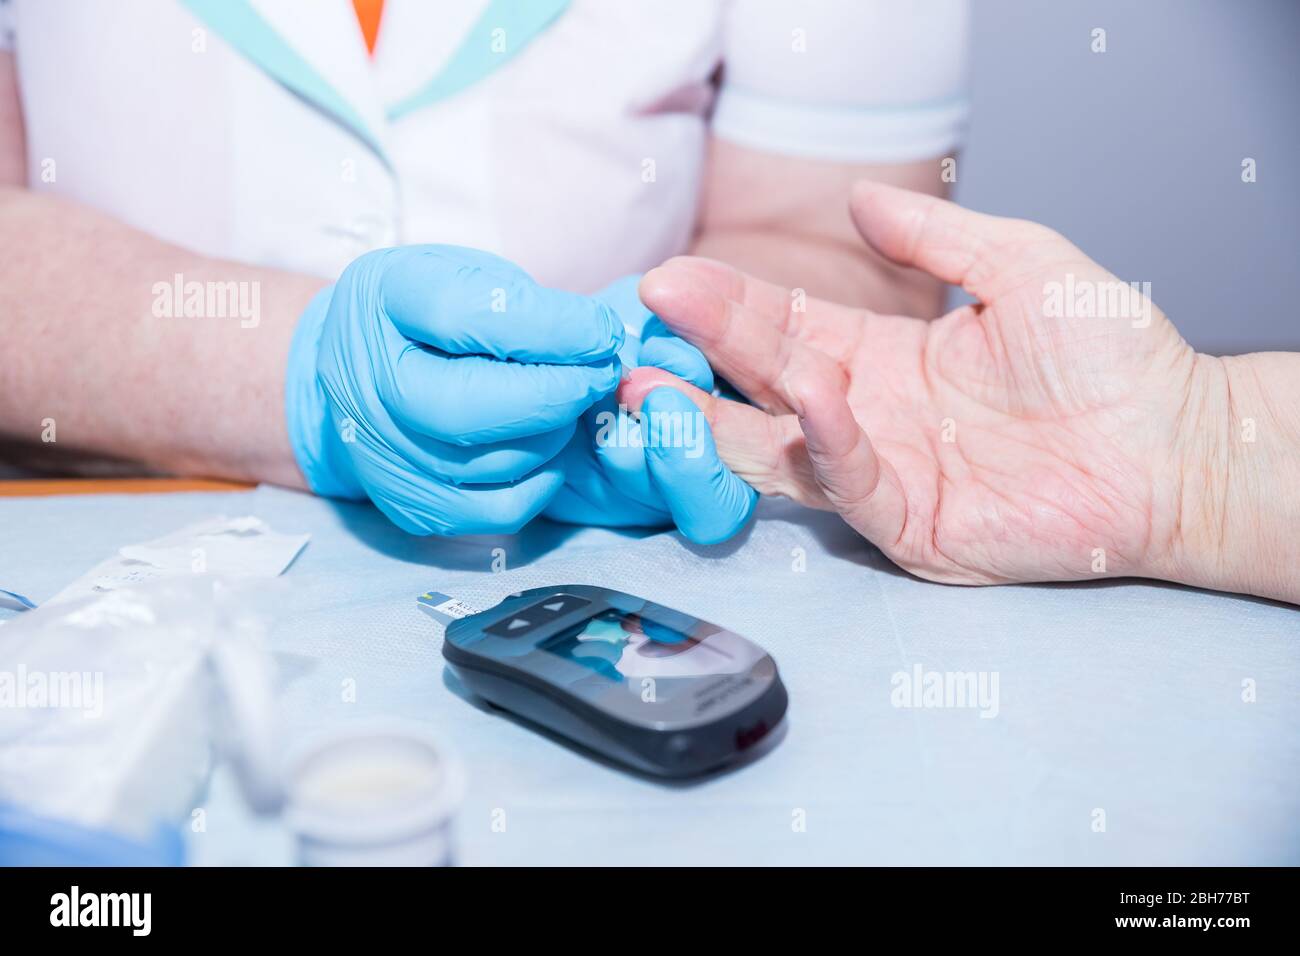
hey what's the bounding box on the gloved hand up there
[285,246,624,535]
[542,275,757,544]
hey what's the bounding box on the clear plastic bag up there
[0,576,280,839]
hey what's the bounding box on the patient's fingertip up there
[641,380,697,411]
[615,369,654,412]
[618,369,692,413]
[637,268,678,313]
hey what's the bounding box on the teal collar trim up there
[386,0,571,121]
[180,0,390,167]
[178,0,571,166]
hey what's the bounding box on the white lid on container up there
[283,722,464,847]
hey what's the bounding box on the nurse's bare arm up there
[0,187,321,487]
[0,51,22,185]
[0,55,320,484]
[691,138,950,317]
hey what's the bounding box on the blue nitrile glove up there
[285,246,624,535]
[542,275,757,544]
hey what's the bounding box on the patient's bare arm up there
[1160,351,1300,604]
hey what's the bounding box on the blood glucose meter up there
[421,585,787,778]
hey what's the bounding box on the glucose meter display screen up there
[538,608,752,688]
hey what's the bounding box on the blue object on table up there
[0,588,36,611]
[0,803,184,867]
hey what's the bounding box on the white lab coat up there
[2,0,970,290]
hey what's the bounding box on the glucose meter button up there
[485,614,536,637]
[524,594,591,621]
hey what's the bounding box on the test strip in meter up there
[417,591,477,626]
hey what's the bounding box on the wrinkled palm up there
[635,183,1199,585]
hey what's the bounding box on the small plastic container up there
[283,724,464,867]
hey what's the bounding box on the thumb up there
[848,181,1075,304]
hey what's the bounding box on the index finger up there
[638,261,851,414]
[641,257,871,365]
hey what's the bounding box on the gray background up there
[954,0,1299,355]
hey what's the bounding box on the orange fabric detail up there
[352,0,384,56]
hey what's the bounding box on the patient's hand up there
[625,183,1217,587]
